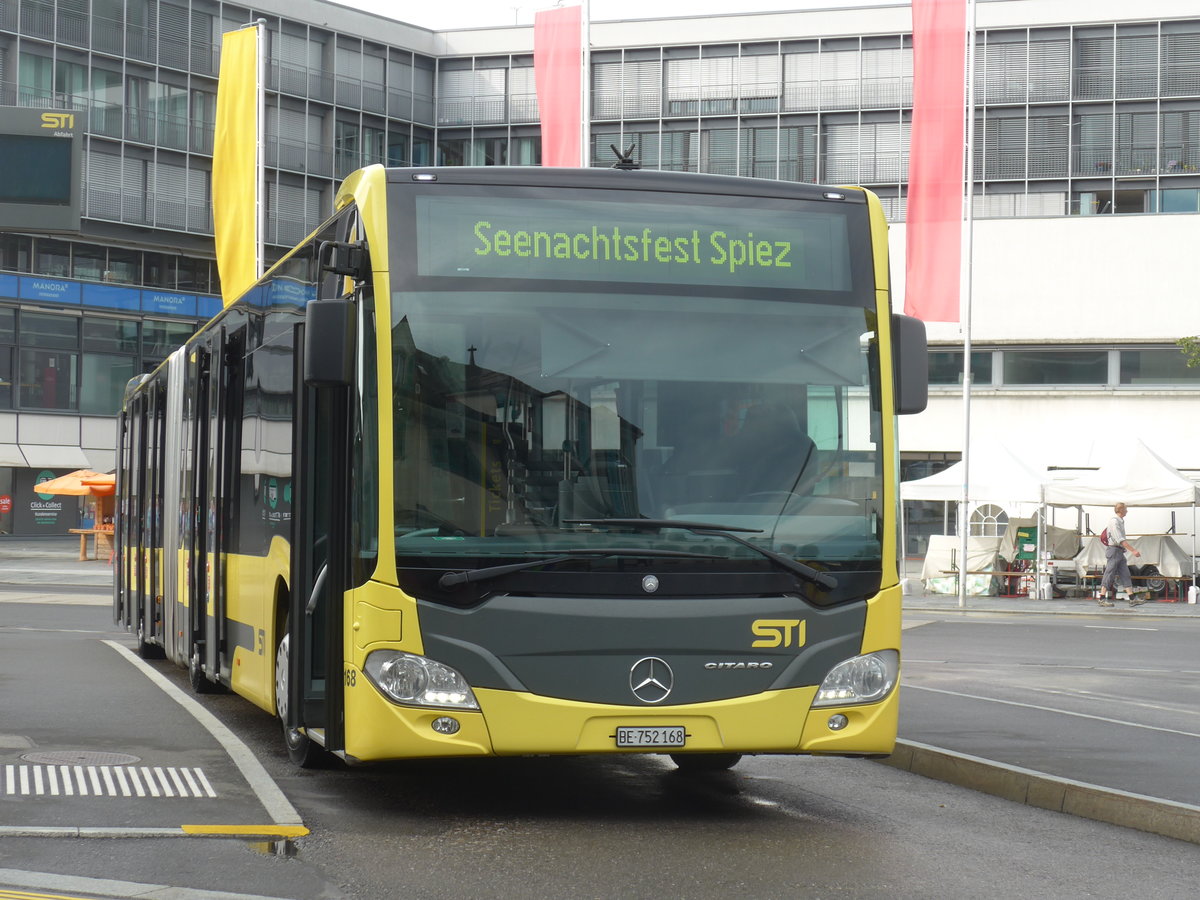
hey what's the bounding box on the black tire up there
[669,753,742,773]
[136,621,165,659]
[188,646,222,694]
[275,626,327,768]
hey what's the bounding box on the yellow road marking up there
[180,823,309,837]
[0,891,101,900]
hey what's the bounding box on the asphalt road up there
[900,611,1200,808]
[3,600,1198,900]
[2,538,1200,898]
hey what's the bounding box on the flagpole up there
[580,0,590,167]
[255,18,266,282]
[957,0,977,609]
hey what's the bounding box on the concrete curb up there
[881,739,1200,845]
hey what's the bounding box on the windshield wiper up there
[437,548,724,591]
[563,517,837,591]
[564,517,762,534]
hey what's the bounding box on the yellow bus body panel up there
[340,579,900,761]
[342,676,897,762]
[219,537,290,714]
[862,583,902,655]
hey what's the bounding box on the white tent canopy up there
[1042,440,1200,508]
[1075,534,1191,578]
[901,441,1045,506]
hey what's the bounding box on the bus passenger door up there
[186,346,212,685]
[289,324,351,758]
[189,329,245,688]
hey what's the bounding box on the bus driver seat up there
[728,402,816,501]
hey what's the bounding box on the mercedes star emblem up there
[642,574,660,593]
[629,656,673,704]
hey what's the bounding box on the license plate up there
[615,726,686,748]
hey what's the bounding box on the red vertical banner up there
[534,4,583,167]
[905,0,967,323]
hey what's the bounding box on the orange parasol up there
[33,469,115,497]
[80,473,116,496]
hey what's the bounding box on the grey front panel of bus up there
[417,596,867,707]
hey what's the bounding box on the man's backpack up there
[1100,528,1110,546]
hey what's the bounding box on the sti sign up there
[0,106,82,234]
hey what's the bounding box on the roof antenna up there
[610,144,639,170]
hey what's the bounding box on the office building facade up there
[0,0,1197,540]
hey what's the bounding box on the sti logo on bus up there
[751,618,806,649]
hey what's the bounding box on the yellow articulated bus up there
[115,165,927,771]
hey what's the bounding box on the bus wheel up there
[669,753,742,773]
[188,646,221,694]
[275,627,325,768]
[136,622,164,660]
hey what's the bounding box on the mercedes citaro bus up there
[115,165,927,771]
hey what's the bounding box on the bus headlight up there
[363,650,480,710]
[812,650,898,707]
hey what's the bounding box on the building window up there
[142,320,194,369]
[970,503,1008,538]
[1119,348,1200,385]
[973,192,1067,218]
[509,66,538,123]
[35,240,71,278]
[126,76,155,144]
[90,67,124,138]
[73,245,106,282]
[108,249,140,284]
[1161,109,1200,173]
[1002,349,1108,385]
[823,119,909,184]
[0,308,13,409]
[335,120,360,177]
[436,136,465,166]
[190,89,216,154]
[19,350,78,409]
[413,58,436,125]
[84,316,139,355]
[18,52,53,105]
[387,129,409,166]
[80,353,134,414]
[929,350,993,386]
[0,235,32,273]
[860,45,910,109]
[1076,189,1149,215]
[511,135,539,166]
[0,344,12,409]
[388,56,415,119]
[155,82,189,151]
[438,66,506,125]
[1162,30,1200,97]
[1150,188,1200,212]
[412,131,433,166]
[592,59,661,120]
[176,258,211,294]
[363,125,386,166]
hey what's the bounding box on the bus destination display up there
[416,194,852,291]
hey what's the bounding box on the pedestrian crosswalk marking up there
[2,764,216,799]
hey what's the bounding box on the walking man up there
[1099,502,1146,607]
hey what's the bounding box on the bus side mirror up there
[304,239,369,388]
[304,298,355,388]
[892,313,928,415]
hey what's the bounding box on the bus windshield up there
[388,185,883,600]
